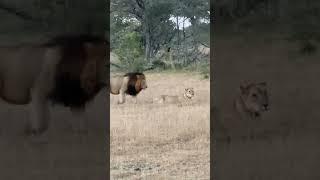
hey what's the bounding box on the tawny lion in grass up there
[234,81,269,119]
[153,88,195,106]
[214,81,270,140]
[0,34,108,135]
[110,72,148,104]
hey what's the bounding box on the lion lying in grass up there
[214,81,270,141]
[152,88,195,106]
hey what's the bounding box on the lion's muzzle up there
[263,104,269,111]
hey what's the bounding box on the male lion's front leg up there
[118,90,126,104]
[118,77,128,104]
[133,96,137,104]
[27,47,59,136]
[70,107,88,134]
[28,92,50,135]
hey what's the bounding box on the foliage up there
[113,31,147,72]
[111,0,210,71]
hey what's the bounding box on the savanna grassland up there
[110,72,210,179]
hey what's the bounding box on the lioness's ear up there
[259,82,267,86]
[240,85,247,94]
[240,82,250,94]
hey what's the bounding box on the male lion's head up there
[239,81,269,117]
[125,72,147,96]
[48,34,108,108]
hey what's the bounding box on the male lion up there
[110,72,147,104]
[0,34,108,135]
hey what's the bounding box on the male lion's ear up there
[84,42,106,58]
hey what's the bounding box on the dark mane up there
[124,72,145,96]
[124,72,145,77]
[44,34,106,47]
[48,34,107,108]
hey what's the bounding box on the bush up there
[151,60,167,70]
[112,32,146,72]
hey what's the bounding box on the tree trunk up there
[176,16,180,64]
[144,23,151,62]
[169,48,175,70]
[278,0,289,19]
[64,0,69,33]
[183,18,187,65]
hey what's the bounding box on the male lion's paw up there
[73,128,89,135]
[71,125,88,135]
[25,125,48,136]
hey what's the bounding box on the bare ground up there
[110,72,210,179]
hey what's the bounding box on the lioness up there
[234,81,269,119]
[110,72,147,104]
[153,88,195,105]
[0,34,108,135]
[215,82,270,140]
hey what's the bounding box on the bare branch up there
[0,2,42,22]
[197,41,209,48]
[135,0,145,10]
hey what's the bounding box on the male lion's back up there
[110,75,126,95]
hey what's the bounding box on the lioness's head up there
[239,82,269,117]
[184,88,195,99]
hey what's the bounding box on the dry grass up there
[110,72,210,179]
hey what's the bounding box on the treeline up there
[0,0,106,36]
[111,0,210,73]
[215,0,320,36]
[215,0,320,55]
[215,0,320,21]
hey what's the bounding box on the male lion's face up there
[137,75,148,90]
[240,82,269,117]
